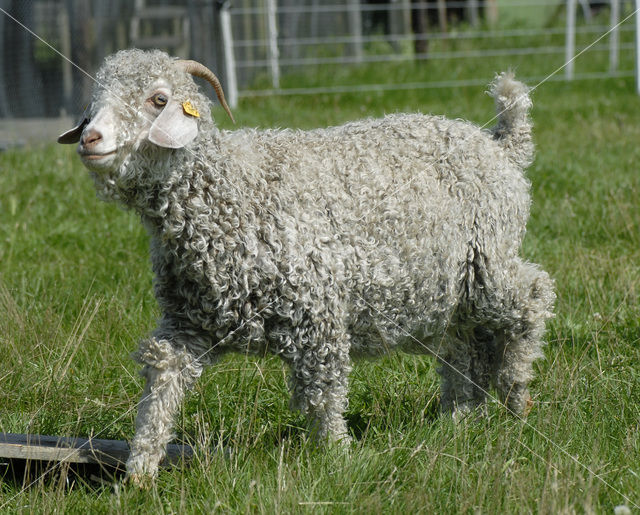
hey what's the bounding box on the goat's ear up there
[57,118,88,144]
[148,100,198,149]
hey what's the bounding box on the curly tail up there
[489,72,534,169]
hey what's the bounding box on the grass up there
[1,25,640,515]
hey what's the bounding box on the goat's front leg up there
[126,337,202,486]
[286,321,352,445]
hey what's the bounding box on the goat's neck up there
[139,152,244,246]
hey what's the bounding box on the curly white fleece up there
[78,49,554,481]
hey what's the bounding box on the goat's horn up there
[176,59,235,123]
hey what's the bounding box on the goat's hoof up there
[523,395,534,417]
[451,402,476,423]
[125,472,154,490]
[503,386,532,416]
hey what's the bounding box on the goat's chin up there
[80,152,119,172]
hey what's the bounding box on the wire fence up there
[226,0,638,103]
[0,0,638,120]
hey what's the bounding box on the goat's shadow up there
[223,394,442,449]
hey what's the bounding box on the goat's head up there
[58,49,233,176]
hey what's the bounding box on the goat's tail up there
[488,71,534,169]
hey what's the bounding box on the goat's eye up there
[151,93,168,107]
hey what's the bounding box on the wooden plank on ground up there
[0,433,192,468]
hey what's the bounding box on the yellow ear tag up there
[182,101,200,118]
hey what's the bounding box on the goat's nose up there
[81,128,103,149]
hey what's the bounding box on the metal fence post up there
[610,0,619,72]
[347,0,363,62]
[565,0,577,80]
[266,0,280,89]
[468,0,479,27]
[636,0,640,94]
[219,1,238,109]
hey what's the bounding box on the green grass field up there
[1,17,640,514]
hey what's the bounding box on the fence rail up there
[234,43,635,69]
[235,24,633,48]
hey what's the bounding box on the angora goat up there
[59,49,554,483]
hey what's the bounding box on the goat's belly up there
[348,282,460,357]
[348,318,453,358]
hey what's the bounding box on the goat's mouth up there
[78,149,118,169]
[78,149,119,173]
[79,150,116,160]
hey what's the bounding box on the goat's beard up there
[88,147,175,212]
[89,168,127,205]
[87,150,137,206]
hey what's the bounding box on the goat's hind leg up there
[438,329,493,418]
[470,326,498,409]
[126,337,203,485]
[491,261,555,414]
